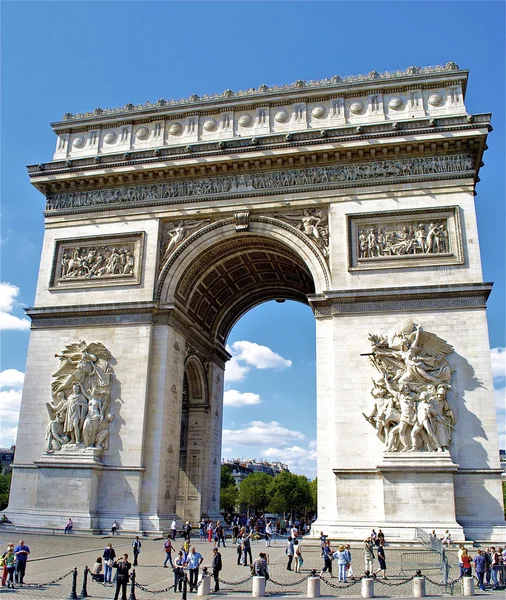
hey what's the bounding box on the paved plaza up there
[0,531,503,599]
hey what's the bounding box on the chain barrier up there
[425,574,462,586]
[16,569,74,588]
[268,573,311,587]
[135,581,175,594]
[218,574,253,585]
[375,575,415,587]
[320,576,362,589]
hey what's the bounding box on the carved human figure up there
[384,378,417,452]
[359,230,368,258]
[415,224,427,253]
[45,392,70,451]
[410,392,442,452]
[432,385,454,450]
[63,383,89,445]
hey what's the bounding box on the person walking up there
[185,546,203,593]
[170,519,177,540]
[1,543,13,587]
[113,553,131,600]
[473,550,486,591]
[199,519,206,541]
[374,542,387,579]
[294,540,303,573]
[163,536,174,568]
[364,537,375,576]
[265,520,272,547]
[132,536,141,566]
[103,543,116,583]
[212,547,222,592]
[286,536,295,571]
[14,540,30,585]
[64,518,73,534]
[320,539,333,577]
[216,521,226,548]
[173,551,185,593]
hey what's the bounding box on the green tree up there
[267,471,312,518]
[221,465,236,489]
[0,468,11,511]
[238,472,271,515]
[309,477,317,513]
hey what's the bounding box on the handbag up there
[107,559,114,567]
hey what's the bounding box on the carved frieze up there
[159,219,211,268]
[362,319,456,454]
[348,207,463,270]
[45,154,474,212]
[45,340,116,455]
[274,208,329,258]
[50,233,144,289]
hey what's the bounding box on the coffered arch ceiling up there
[172,236,315,344]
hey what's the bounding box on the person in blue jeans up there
[334,545,349,582]
[163,536,174,568]
[473,550,487,591]
[14,540,30,585]
[103,543,116,583]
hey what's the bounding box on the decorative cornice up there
[309,282,493,317]
[54,63,463,125]
[44,153,474,214]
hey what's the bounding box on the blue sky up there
[1,1,505,476]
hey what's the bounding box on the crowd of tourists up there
[457,544,506,590]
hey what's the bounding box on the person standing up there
[364,537,375,576]
[170,519,177,540]
[163,536,174,568]
[490,547,500,587]
[242,531,253,567]
[294,540,303,573]
[103,543,116,583]
[199,519,206,541]
[207,521,214,543]
[185,546,203,593]
[461,549,472,576]
[173,551,185,593]
[132,536,141,567]
[211,547,222,592]
[473,550,486,591]
[236,535,244,565]
[91,557,104,583]
[334,545,349,582]
[14,540,30,585]
[183,521,192,542]
[113,553,131,600]
[64,518,73,534]
[484,547,492,586]
[286,537,295,571]
[374,542,387,579]
[345,544,353,579]
[3,546,15,588]
[217,521,226,548]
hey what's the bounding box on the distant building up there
[500,449,505,478]
[222,458,289,487]
[0,447,15,474]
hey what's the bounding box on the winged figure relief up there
[363,319,456,453]
[275,209,329,257]
[159,219,210,266]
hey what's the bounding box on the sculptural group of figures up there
[59,245,135,280]
[359,222,449,259]
[45,341,115,452]
[363,319,456,452]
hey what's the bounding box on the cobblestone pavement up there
[0,532,503,599]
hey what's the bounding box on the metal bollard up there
[68,567,78,600]
[361,577,375,598]
[463,576,475,596]
[308,576,321,597]
[128,568,137,600]
[182,573,188,600]
[79,565,89,598]
[252,576,266,597]
[413,576,426,597]
[197,573,211,596]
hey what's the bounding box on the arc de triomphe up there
[7,63,505,541]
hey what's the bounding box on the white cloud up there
[223,420,304,447]
[0,369,25,389]
[490,347,506,384]
[262,440,318,478]
[0,282,30,331]
[225,341,292,382]
[224,356,250,382]
[0,388,22,447]
[224,390,262,407]
[495,387,505,450]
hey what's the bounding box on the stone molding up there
[309,283,492,317]
[56,63,462,124]
[45,153,474,214]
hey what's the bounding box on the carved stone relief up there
[45,340,116,453]
[274,208,329,258]
[362,319,456,453]
[348,207,463,270]
[159,219,211,267]
[51,233,144,288]
[46,154,474,212]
